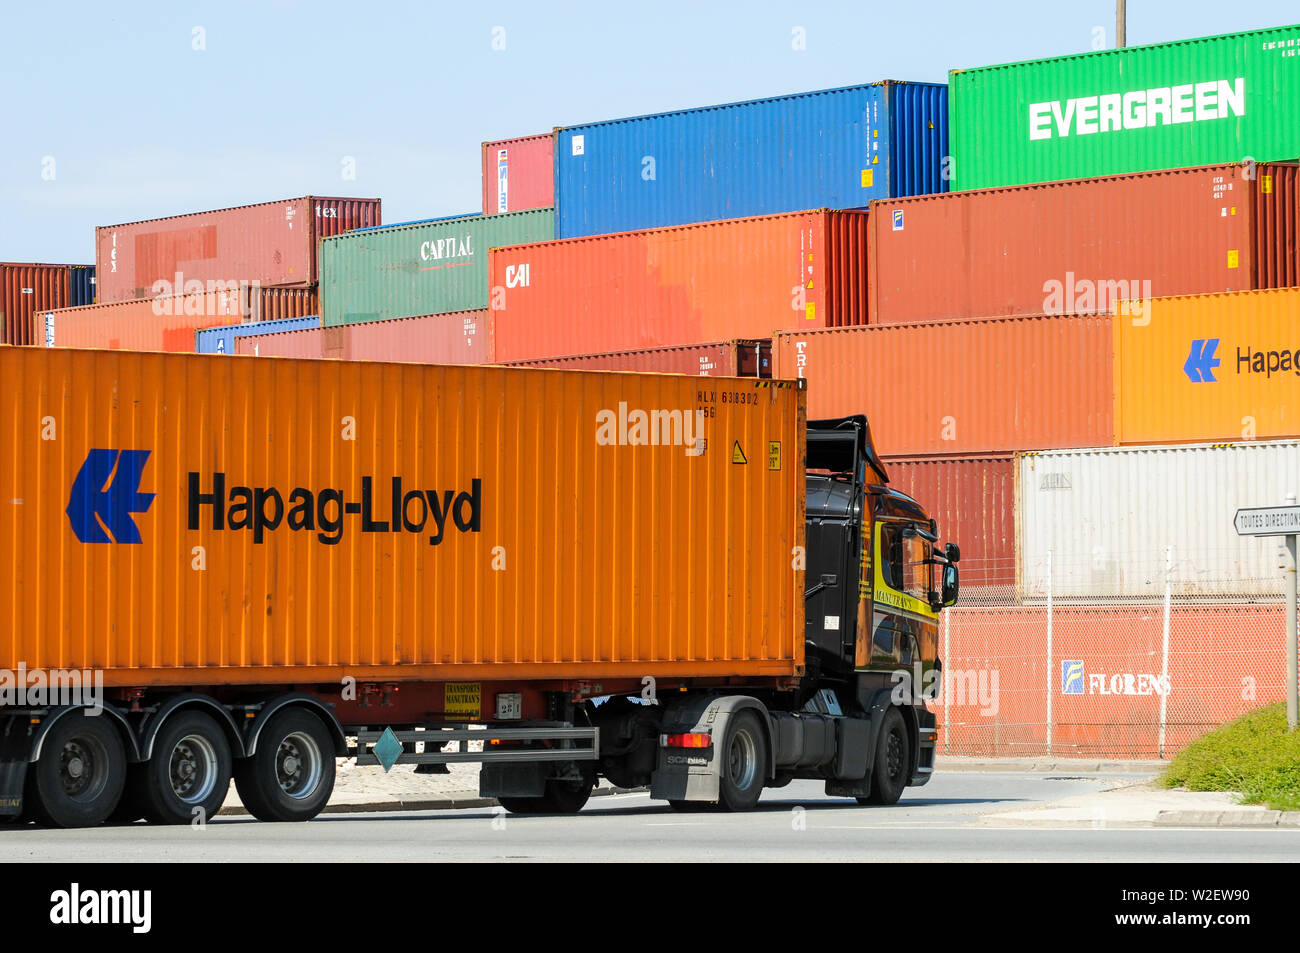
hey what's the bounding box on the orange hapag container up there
[774,314,1114,454]
[235,311,492,364]
[489,210,869,362]
[1114,287,1300,445]
[41,288,250,351]
[0,347,805,685]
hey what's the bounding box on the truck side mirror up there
[945,542,961,564]
[941,564,959,608]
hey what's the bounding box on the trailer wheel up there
[26,710,127,828]
[139,711,232,825]
[859,707,909,806]
[498,775,594,815]
[234,709,335,822]
[718,710,767,812]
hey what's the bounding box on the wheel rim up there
[887,729,904,781]
[59,735,111,803]
[728,727,758,791]
[276,731,323,800]
[169,733,219,804]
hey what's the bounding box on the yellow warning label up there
[861,169,873,188]
[871,154,878,164]
[805,302,816,322]
[768,441,782,471]
[1262,174,1273,194]
[444,682,481,719]
[732,441,747,465]
[1227,249,1239,269]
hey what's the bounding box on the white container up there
[1017,442,1300,599]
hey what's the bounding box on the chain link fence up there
[936,548,1290,758]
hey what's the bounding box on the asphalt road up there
[4,772,1300,862]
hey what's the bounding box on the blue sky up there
[1,0,1292,261]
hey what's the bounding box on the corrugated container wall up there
[252,286,319,322]
[773,314,1114,454]
[491,211,869,362]
[0,348,805,683]
[69,265,95,306]
[0,263,72,346]
[95,196,381,302]
[881,455,1016,595]
[195,316,321,354]
[42,288,247,351]
[505,340,773,377]
[868,163,1299,325]
[236,311,492,364]
[1114,287,1300,445]
[555,81,947,238]
[320,209,553,326]
[1017,442,1300,599]
[949,24,1300,191]
[482,134,554,215]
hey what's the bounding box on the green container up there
[950,24,1300,191]
[320,209,553,326]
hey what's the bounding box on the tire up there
[234,708,335,822]
[498,775,594,815]
[26,710,127,828]
[139,711,232,825]
[717,710,767,812]
[497,796,546,815]
[859,707,910,806]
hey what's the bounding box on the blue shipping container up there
[69,264,95,306]
[195,316,320,354]
[554,80,948,238]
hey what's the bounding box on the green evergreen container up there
[320,209,553,326]
[950,24,1300,190]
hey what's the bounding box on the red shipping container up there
[1,263,73,346]
[490,210,869,362]
[252,286,319,322]
[868,163,1299,324]
[96,196,381,302]
[42,287,247,352]
[881,455,1015,594]
[774,314,1114,454]
[236,311,490,364]
[504,340,772,377]
[482,134,554,215]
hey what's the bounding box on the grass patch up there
[1162,703,1300,811]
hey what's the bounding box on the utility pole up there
[1117,0,1127,48]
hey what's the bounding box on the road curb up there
[1154,809,1300,828]
[935,758,1165,774]
[217,784,647,817]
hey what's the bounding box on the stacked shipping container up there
[482,135,554,215]
[0,263,92,346]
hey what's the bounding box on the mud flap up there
[0,719,33,817]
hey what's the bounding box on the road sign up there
[1234,505,1300,536]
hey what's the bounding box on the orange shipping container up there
[490,210,869,362]
[774,314,1114,454]
[41,288,248,352]
[1114,287,1300,445]
[0,347,804,685]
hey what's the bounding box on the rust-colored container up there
[482,134,554,215]
[881,454,1015,595]
[1,263,73,346]
[96,196,381,302]
[236,311,492,364]
[41,288,247,352]
[504,340,773,377]
[0,347,805,684]
[490,210,869,362]
[774,314,1114,454]
[252,286,319,322]
[868,163,1299,324]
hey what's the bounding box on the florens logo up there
[66,449,155,544]
[188,473,482,546]
[1029,78,1244,140]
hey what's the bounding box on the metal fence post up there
[1159,544,1172,759]
[1046,549,1053,757]
[942,606,950,755]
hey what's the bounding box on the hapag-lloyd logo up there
[419,234,475,262]
[66,449,155,544]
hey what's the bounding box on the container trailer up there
[0,347,958,827]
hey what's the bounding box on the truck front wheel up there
[26,710,127,828]
[234,709,335,822]
[859,707,910,806]
[718,710,767,812]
